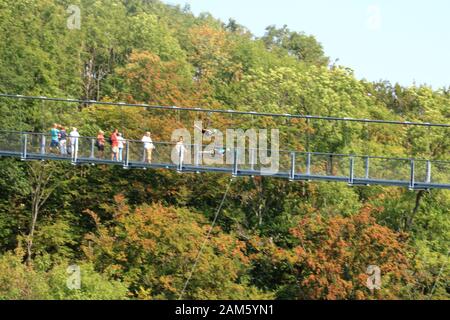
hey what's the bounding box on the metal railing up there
[0,131,448,190]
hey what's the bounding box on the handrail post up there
[364,156,370,179]
[22,133,28,160]
[349,156,354,185]
[72,139,78,164]
[250,148,256,171]
[306,152,311,176]
[194,144,200,167]
[328,154,333,176]
[124,140,130,169]
[142,144,146,163]
[40,135,46,155]
[71,140,74,163]
[409,160,415,190]
[232,148,238,177]
[90,138,95,159]
[306,117,311,152]
[289,152,296,181]
[425,161,431,184]
[177,146,183,173]
[76,139,79,163]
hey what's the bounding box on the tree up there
[82,196,273,300]
[262,25,329,66]
[0,249,129,300]
[251,205,412,299]
[21,162,72,264]
[187,24,242,90]
[117,50,204,107]
[0,0,448,301]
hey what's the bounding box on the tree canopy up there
[0,0,448,300]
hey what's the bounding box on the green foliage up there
[0,250,128,300]
[0,251,50,300]
[0,0,448,300]
[82,198,273,300]
[45,262,129,300]
[262,25,329,66]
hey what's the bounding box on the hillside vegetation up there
[0,0,448,299]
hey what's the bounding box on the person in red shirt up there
[110,129,119,161]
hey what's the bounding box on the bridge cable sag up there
[1,93,449,128]
[178,178,234,300]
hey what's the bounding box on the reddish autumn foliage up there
[118,50,208,107]
[251,205,412,300]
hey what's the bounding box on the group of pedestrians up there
[97,130,157,163]
[47,125,192,165]
[48,125,160,163]
[49,124,79,156]
[96,129,127,161]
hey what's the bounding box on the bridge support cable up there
[1,93,449,128]
[178,178,234,300]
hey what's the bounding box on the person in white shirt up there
[69,127,80,159]
[175,136,186,165]
[141,132,154,163]
[117,133,126,162]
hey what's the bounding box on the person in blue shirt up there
[50,123,60,153]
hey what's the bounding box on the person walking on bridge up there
[175,136,186,166]
[69,127,80,160]
[110,129,119,161]
[117,133,126,162]
[49,124,60,153]
[96,130,105,159]
[141,132,155,164]
[59,126,67,155]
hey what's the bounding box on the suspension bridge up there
[0,94,449,190]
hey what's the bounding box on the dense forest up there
[0,0,448,300]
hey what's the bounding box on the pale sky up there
[164,0,450,89]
